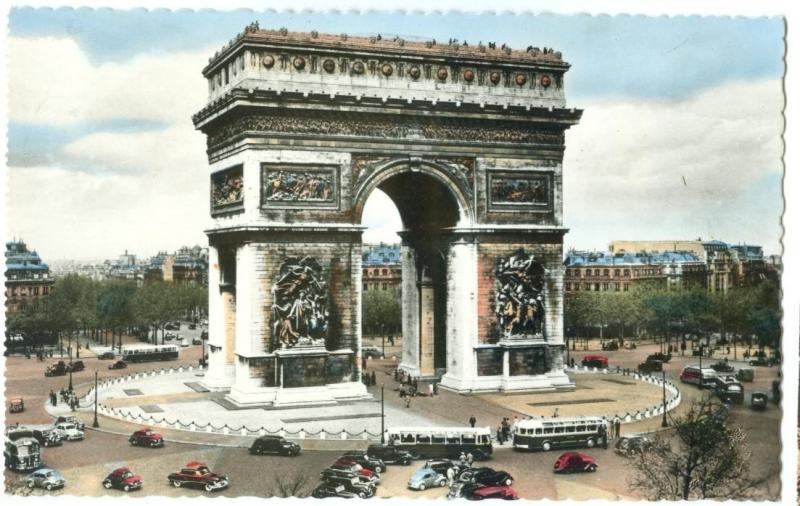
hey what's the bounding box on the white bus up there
[121,345,179,363]
[512,416,608,451]
[386,427,494,461]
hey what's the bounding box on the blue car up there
[408,468,446,491]
[26,468,66,491]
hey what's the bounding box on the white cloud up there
[564,78,784,253]
[362,190,403,244]
[9,36,211,125]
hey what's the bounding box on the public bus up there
[385,427,494,461]
[512,416,608,451]
[121,345,179,363]
[4,428,41,471]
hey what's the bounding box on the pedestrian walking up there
[496,426,504,445]
[389,335,395,347]
[467,452,474,467]
[552,407,559,418]
[615,418,621,438]
[446,466,455,486]
[371,371,377,386]
[433,382,439,395]
[405,395,411,408]
[469,415,477,428]
[428,383,434,397]
[459,452,467,466]
[362,357,367,370]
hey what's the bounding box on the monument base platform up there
[439,368,574,394]
[224,381,372,408]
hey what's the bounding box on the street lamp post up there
[92,370,100,428]
[68,342,74,392]
[661,369,668,427]
[380,385,385,445]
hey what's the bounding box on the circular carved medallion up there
[463,69,475,82]
[436,67,448,81]
[515,73,527,86]
[293,56,306,70]
[381,63,393,76]
[409,66,421,80]
[352,61,365,75]
[322,59,336,73]
[261,55,275,69]
[540,74,552,87]
[489,71,501,85]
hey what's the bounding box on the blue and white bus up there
[121,345,179,363]
[512,416,608,451]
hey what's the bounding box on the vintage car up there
[710,360,734,373]
[249,435,300,456]
[459,467,514,486]
[167,461,229,492]
[29,426,65,447]
[53,422,85,441]
[646,352,671,363]
[408,468,446,490]
[97,351,116,360]
[188,323,197,330]
[600,341,619,351]
[362,346,384,359]
[338,451,385,473]
[66,360,85,373]
[165,322,181,330]
[322,475,375,498]
[320,463,379,484]
[102,467,143,492]
[715,382,744,404]
[366,444,412,465]
[581,355,609,369]
[26,468,66,491]
[448,483,519,500]
[192,337,203,345]
[748,357,775,367]
[311,482,360,499]
[553,452,598,473]
[164,332,178,341]
[44,361,67,377]
[56,415,85,431]
[736,368,755,382]
[637,360,663,374]
[750,392,769,410]
[108,360,128,370]
[129,427,164,447]
[9,397,24,413]
[614,435,652,457]
[423,458,466,478]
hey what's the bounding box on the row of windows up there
[565,282,629,292]
[5,286,50,297]
[362,268,400,276]
[566,268,632,278]
[517,424,598,435]
[363,283,399,291]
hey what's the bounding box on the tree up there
[361,289,401,336]
[628,396,757,500]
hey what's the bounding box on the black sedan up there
[311,483,359,499]
[108,360,128,370]
[710,361,734,373]
[459,467,514,486]
[339,451,386,473]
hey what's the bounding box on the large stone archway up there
[193,26,582,406]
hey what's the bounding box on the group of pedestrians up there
[361,370,378,386]
[496,417,514,444]
[51,388,79,411]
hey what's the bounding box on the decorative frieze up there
[494,249,546,339]
[261,164,338,208]
[487,171,553,212]
[210,165,244,215]
[270,256,329,349]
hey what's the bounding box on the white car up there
[53,422,85,441]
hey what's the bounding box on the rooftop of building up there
[362,244,401,266]
[5,240,50,272]
[564,250,702,267]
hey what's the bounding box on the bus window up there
[535,428,542,435]
[565,426,575,433]
[576,425,586,432]
[462,434,476,444]
[417,435,431,444]
[544,428,553,435]
[447,436,461,444]
[479,435,489,444]
[588,425,597,431]
[432,435,445,444]
[401,433,414,443]
[554,427,564,434]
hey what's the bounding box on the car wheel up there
[419,484,426,491]
[172,480,182,488]
[103,481,112,489]
[376,466,384,473]
[408,450,421,460]
[358,492,366,498]
[27,481,34,489]
[505,478,513,486]
[586,437,595,448]
[130,439,137,446]
[205,483,214,492]
[124,485,131,492]
[542,442,552,451]
[438,479,446,487]
[402,459,411,466]
[45,483,53,491]
[589,464,598,472]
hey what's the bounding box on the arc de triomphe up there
[193,25,582,407]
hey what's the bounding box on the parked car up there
[710,360,734,373]
[614,435,652,457]
[715,382,744,404]
[553,452,598,473]
[362,346,383,359]
[646,353,671,363]
[102,467,143,492]
[637,360,663,374]
[129,427,164,447]
[736,368,755,382]
[165,322,180,331]
[44,361,67,377]
[9,397,24,413]
[55,415,85,431]
[423,458,465,477]
[98,351,116,360]
[311,482,360,499]
[459,467,513,486]
[25,468,66,491]
[748,357,775,367]
[366,444,412,465]
[108,360,128,370]
[581,355,609,369]
[338,451,385,472]
[466,484,519,500]
[66,360,85,373]
[321,463,378,484]
[249,435,300,456]
[164,332,178,341]
[53,422,84,441]
[601,341,619,351]
[322,475,375,498]
[750,392,769,410]
[192,338,203,345]
[408,468,446,490]
[188,323,197,330]
[167,461,229,492]
[32,427,64,447]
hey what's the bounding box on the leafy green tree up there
[97,281,137,351]
[361,289,401,336]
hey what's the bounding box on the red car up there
[553,452,598,473]
[167,461,229,492]
[581,355,609,368]
[469,485,519,500]
[129,427,164,447]
[102,467,143,492]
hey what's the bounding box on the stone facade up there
[194,26,582,402]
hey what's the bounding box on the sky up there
[4,8,786,260]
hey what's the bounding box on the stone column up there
[399,242,421,376]
[230,243,260,397]
[441,239,479,391]
[418,277,435,377]
[203,245,234,389]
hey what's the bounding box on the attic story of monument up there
[192,25,582,406]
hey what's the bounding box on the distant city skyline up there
[5,10,785,260]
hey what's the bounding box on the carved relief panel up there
[261,164,339,209]
[487,171,553,212]
[210,165,244,215]
[494,249,546,340]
